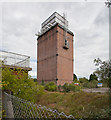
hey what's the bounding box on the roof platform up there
[36,12,74,38]
[1,64,32,71]
[0,50,32,71]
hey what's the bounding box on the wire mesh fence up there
[3,92,76,119]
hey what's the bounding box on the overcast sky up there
[1,1,109,79]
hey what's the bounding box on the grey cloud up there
[2,2,109,78]
[94,7,109,26]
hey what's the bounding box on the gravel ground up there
[82,87,110,93]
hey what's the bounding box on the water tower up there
[37,12,74,85]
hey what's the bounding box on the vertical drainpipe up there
[56,26,58,85]
[63,13,66,46]
[36,35,38,83]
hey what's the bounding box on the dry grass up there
[36,91,110,119]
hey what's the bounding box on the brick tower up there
[37,12,74,85]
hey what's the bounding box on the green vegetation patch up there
[37,91,110,119]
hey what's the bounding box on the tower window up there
[63,39,69,49]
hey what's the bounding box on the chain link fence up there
[3,92,76,119]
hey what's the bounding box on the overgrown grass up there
[36,91,110,119]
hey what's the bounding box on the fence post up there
[3,91,14,118]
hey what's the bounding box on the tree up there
[79,77,89,83]
[73,74,77,81]
[105,0,111,8]
[94,58,111,86]
[89,73,98,82]
[2,67,44,102]
[33,78,37,82]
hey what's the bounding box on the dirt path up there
[45,88,110,94]
[82,87,110,93]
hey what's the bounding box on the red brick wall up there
[37,26,57,83]
[37,24,73,85]
[56,26,73,85]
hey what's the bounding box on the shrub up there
[62,83,81,92]
[44,82,57,91]
[82,82,89,88]
[69,84,81,92]
[2,68,44,103]
[62,83,70,92]
[79,77,89,83]
[69,84,75,91]
[82,80,98,88]
[74,85,81,92]
[41,80,45,86]
[58,85,61,91]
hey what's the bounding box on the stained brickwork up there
[37,24,73,85]
[56,25,73,85]
[37,26,57,84]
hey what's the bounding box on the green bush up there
[44,82,57,91]
[69,84,81,92]
[58,85,61,91]
[2,68,44,103]
[74,85,81,92]
[41,80,45,86]
[82,80,98,88]
[79,77,89,83]
[69,84,75,91]
[62,83,70,92]
[82,82,89,88]
[62,83,81,92]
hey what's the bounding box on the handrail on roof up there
[0,50,30,58]
[41,12,68,27]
